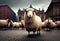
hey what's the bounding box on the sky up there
[0,0,52,14]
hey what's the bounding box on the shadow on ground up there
[16,34,44,41]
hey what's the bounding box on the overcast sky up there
[0,0,52,14]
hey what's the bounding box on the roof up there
[0,4,16,14]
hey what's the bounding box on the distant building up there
[0,5,17,22]
[46,0,60,21]
[17,5,45,21]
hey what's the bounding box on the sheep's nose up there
[48,22,50,25]
[28,15,32,18]
[28,14,31,17]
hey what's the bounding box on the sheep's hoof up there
[37,31,40,36]
[28,32,30,36]
[33,32,36,37]
[37,32,39,35]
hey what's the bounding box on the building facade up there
[46,0,60,21]
[17,5,46,21]
[0,5,17,22]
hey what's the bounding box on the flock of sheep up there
[0,10,60,36]
[0,19,24,30]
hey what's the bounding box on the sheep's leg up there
[39,30,40,35]
[28,32,30,36]
[37,31,39,35]
[33,32,35,37]
[38,28,40,35]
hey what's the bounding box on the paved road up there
[0,29,60,41]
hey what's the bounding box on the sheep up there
[0,19,11,29]
[12,22,22,29]
[24,10,42,36]
[55,21,60,30]
[42,18,57,30]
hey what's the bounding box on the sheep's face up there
[26,11,34,18]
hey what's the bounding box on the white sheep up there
[24,10,42,36]
[55,21,60,29]
[0,19,10,29]
[12,22,22,29]
[42,18,57,30]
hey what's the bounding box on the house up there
[0,5,17,22]
[46,0,60,21]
